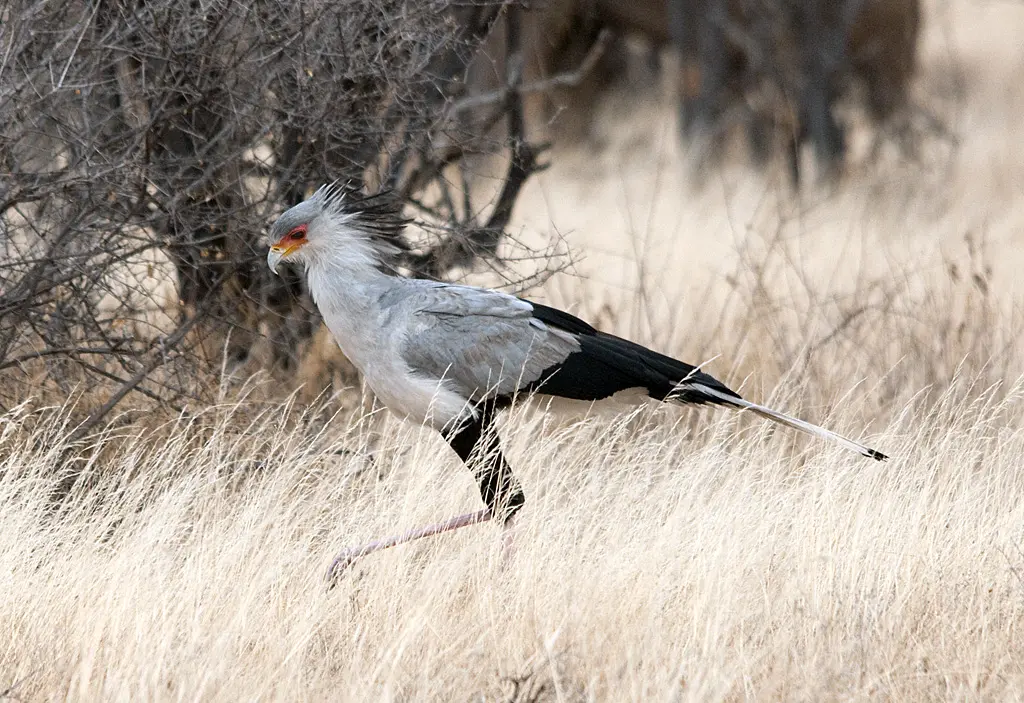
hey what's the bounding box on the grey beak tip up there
[267,248,283,275]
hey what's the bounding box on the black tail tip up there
[866,448,889,461]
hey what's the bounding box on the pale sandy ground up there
[3,0,1024,700]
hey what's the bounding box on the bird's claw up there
[325,547,360,587]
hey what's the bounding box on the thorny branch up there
[0,0,579,424]
[404,4,548,279]
[450,28,614,114]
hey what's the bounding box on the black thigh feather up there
[445,401,525,522]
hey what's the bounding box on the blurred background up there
[7,5,1024,697]
[1,0,1021,440]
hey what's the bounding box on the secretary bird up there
[267,184,887,580]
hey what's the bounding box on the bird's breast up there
[362,364,473,431]
[319,306,471,431]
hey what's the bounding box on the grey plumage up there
[399,282,580,404]
[266,186,889,580]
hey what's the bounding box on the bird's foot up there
[325,547,362,587]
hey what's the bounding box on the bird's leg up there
[326,508,493,583]
[448,404,526,522]
[454,405,525,567]
[326,405,525,584]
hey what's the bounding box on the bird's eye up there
[287,225,307,241]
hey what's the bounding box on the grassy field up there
[4,0,1024,699]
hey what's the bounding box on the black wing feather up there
[523,301,742,405]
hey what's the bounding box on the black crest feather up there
[310,182,412,269]
[312,183,410,243]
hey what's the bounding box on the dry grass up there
[5,0,1024,699]
[3,370,1024,700]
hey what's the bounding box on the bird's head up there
[267,184,408,276]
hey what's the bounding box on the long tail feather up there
[687,383,888,461]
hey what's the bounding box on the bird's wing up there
[399,283,580,401]
[397,285,887,461]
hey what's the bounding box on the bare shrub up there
[0,0,568,435]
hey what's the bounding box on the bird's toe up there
[325,548,359,587]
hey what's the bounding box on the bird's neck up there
[306,255,390,313]
[303,256,396,368]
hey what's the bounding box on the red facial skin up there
[272,224,308,256]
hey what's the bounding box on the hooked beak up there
[267,243,299,275]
